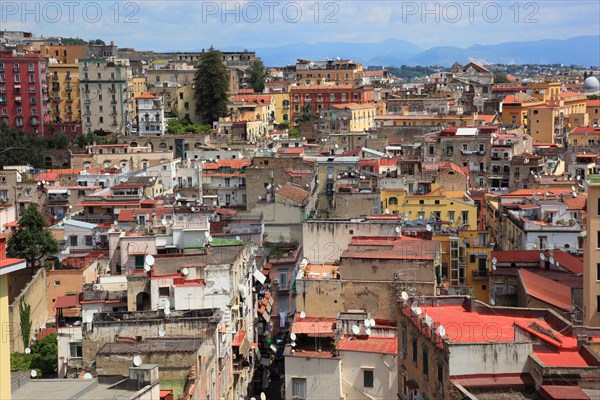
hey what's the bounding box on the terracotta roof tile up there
[276,183,310,205]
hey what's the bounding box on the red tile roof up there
[539,384,591,400]
[277,147,304,155]
[336,335,397,355]
[586,99,600,107]
[136,92,156,99]
[54,294,80,309]
[202,159,250,170]
[559,91,585,99]
[518,269,572,311]
[571,127,600,135]
[276,183,310,205]
[292,316,336,337]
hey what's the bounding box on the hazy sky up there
[2,0,599,50]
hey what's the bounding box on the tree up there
[30,332,57,376]
[0,125,46,168]
[7,204,59,268]
[246,59,267,93]
[493,73,510,83]
[20,300,32,349]
[47,132,69,149]
[194,47,229,125]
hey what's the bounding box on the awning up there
[239,337,252,356]
[54,294,80,309]
[48,189,68,194]
[233,329,246,347]
[253,269,267,284]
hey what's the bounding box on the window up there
[70,342,83,358]
[279,270,288,288]
[448,210,455,222]
[135,255,145,269]
[423,348,429,378]
[461,211,469,224]
[85,236,93,247]
[412,336,418,364]
[69,236,78,246]
[54,280,61,286]
[159,287,170,296]
[292,378,306,399]
[389,197,398,205]
[363,370,374,388]
[597,295,600,313]
[437,364,444,394]
[597,263,600,281]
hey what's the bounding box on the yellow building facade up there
[380,189,478,229]
[48,63,81,123]
[272,92,291,125]
[1,235,27,400]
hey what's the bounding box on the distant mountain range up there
[225,36,599,67]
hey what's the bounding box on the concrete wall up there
[284,354,341,400]
[339,351,398,400]
[9,267,49,353]
[302,220,398,264]
[295,279,402,321]
[448,342,533,376]
[96,351,196,380]
[250,202,304,243]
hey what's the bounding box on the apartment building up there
[294,58,364,86]
[0,51,50,136]
[78,58,134,135]
[584,174,600,326]
[47,62,81,137]
[136,92,165,135]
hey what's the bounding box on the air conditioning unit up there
[273,279,279,285]
[393,272,401,280]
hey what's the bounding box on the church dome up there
[583,76,600,91]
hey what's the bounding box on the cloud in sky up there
[1,0,598,50]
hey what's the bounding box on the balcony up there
[67,98,73,103]
[111,100,118,105]
[48,194,69,202]
[84,98,91,104]
[66,75,72,80]
[66,86,72,91]
[471,270,488,279]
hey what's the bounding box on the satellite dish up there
[205,231,210,238]
[416,307,422,316]
[549,256,555,265]
[290,332,297,341]
[258,195,262,200]
[158,328,166,337]
[540,253,546,261]
[299,311,306,319]
[492,263,496,271]
[235,236,240,241]
[114,220,119,226]
[401,291,409,301]
[334,143,339,149]
[30,370,37,378]
[492,257,497,265]
[424,315,433,327]
[260,393,267,400]
[352,325,360,335]
[426,224,432,232]
[291,341,296,347]
[411,301,418,312]
[207,236,213,242]
[370,319,376,327]
[571,186,576,192]
[144,264,151,272]
[364,319,371,327]
[25,347,31,354]
[161,217,167,226]
[385,208,390,215]
[490,298,496,306]
[191,207,196,212]
[175,193,181,200]
[182,267,189,276]
[437,325,446,337]
[83,372,93,379]
[145,255,155,266]
[133,355,142,367]
[164,307,171,315]
[395,226,401,234]
[270,344,277,353]
[365,328,372,336]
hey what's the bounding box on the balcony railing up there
[472,270,488,279]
